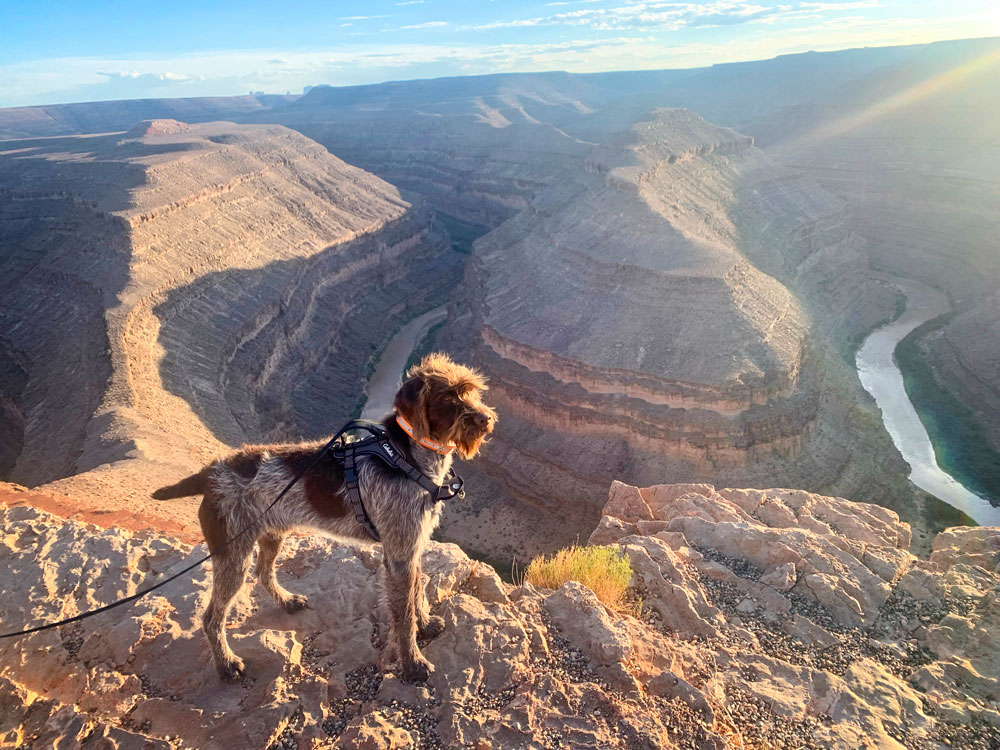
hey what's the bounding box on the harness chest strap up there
[334,420,466,543]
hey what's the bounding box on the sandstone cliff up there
[442,109,904,559]
[0,121,460,514]
[2,482,998,749]
[0,95,296,140]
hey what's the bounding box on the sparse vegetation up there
[921,492,975,531]
[524,545,634,614]
[896,315,1000,504]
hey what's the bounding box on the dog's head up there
[393,352,497,459]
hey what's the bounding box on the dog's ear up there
[393,376,431,438]
[451,372,488,397]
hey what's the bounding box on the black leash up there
[0,427,348,640]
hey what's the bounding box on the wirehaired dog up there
[153,353,496,683]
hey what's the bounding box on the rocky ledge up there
[2,484,999,749]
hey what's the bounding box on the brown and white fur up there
[153,353,496,683]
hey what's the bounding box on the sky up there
[1,0,999,108]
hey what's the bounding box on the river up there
[856,275,1000,525]
[361,306,449,420]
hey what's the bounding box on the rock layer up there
[445,109,901,557]
[921,291,1000,455]
[0,122,459,508]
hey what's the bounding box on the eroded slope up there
[0,121,459,511]
[443,109,902,558]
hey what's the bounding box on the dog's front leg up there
[385,555,434,682]
[412,554,444,640]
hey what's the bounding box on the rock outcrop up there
[3,482,1000,749]
[0,122,460,513]
[443,109,902,558]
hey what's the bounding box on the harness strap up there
[333,420,465,543]
[343,444,382,543]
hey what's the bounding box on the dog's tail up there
[152,467,210,500]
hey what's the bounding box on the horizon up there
[2,1,999,109]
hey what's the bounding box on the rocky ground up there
[2,481,998,749]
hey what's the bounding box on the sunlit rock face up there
[444,110,901,557]
[0,121,458,501]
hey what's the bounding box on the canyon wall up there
[0,94,296,140]
[269,78,597,229]
[760,38,1000,498]
[440,109,905,560]
[921,292,1000,455]
[0,120,460,506]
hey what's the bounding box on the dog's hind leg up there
[255,531,308,613]
[199,491,255,681]
[203,539,254,681]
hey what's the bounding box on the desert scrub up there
[524,545,635,614]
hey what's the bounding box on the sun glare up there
[782,45,1000,149]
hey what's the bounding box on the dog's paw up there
[418,615,445,641]
[217,656,246,682]
[281,593,309,613]
[401,656,434,684]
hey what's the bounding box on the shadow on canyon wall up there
[153,211,464,448]
[0,135,203,484]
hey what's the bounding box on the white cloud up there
[399,21,448,29]
[1,5,995,108]
[470,0,886,32]
[98,70,195,82]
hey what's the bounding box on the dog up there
[152,353,496,683]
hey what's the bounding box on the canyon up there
[1,37,998,558]
[2,34,1000,750]
[0,120,460,527]
[443,108,907,558]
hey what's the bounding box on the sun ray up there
[781,44,1000,149]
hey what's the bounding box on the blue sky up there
[1,0,998,107]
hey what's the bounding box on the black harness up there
[331,419,465,543]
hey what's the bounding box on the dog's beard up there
[455,431,488,459]
[448,419,493,459]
